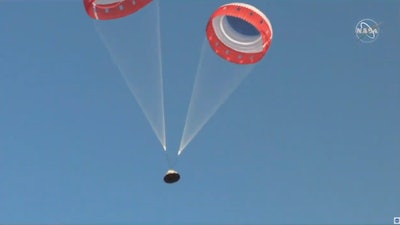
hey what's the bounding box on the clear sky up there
[0,0,399,224]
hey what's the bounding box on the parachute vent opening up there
[212,15,263,54]
[119,5,124,10]
[227,16,259,36]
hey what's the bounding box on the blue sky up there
[0,0,399,224]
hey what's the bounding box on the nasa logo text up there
[355,18,380,43]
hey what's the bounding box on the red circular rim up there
[83,0,152,20]
[206,3,273,64]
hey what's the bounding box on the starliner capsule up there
[83,0,152,20]
[206,3,273,64]
[163,169,180,184]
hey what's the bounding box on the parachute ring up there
[206,3,273,64]
[83,0,152,20]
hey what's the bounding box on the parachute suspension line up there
[164,150,179,169]
[93,2,167,151]
[178,38,208,155]
[155,0,167,151]
[178,38,255,155]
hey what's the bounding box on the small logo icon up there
[355,18,381,43]
[394,217,400,224]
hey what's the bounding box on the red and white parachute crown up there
[206,2,273,64]
[83,0,152,20]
